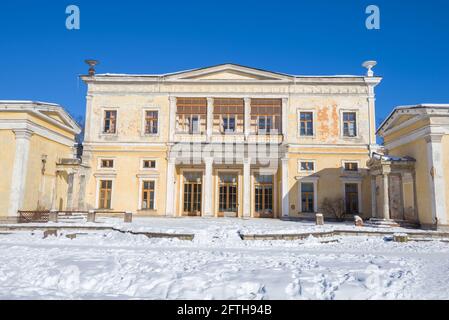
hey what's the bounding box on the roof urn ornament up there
[85,59,99,76]
[362,60,377,77]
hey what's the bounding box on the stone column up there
[206,98,213,141]
[8,129,33,216]
[66,171,75,210]
[281,158,290,218]
[371,175,377,218]
[51,171,61,211]
[165,158,176,217]
[425,135,448,225]
[168,96,177,142]
[84,94,93,142]
[367,84,377,147]
[204,157,214,217]
[281,98,288,139]
[382,169,390,220]
[243,158,251,218]
[244,98,251,140]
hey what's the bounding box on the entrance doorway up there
[218,173,238,217]
[183,172,202,216]
[255,174,274,218]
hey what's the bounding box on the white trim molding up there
[141,107,161,137]
[298,159,317,174]
[94,174,117,210]
[340,176,364,214]
[297,109,317,139]
[296,176,319,213]
[137,174,159,211]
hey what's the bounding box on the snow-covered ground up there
[0,217,448,300]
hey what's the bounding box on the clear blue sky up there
[1,0,448,126]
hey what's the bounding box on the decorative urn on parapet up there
[85,59,99,76]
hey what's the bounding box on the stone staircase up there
[366,218,419,229]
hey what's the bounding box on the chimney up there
[85,59,99,76]
[362,60,377,77]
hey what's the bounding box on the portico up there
[167,155,281,219]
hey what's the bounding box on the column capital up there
[206,97,214,104]
[169,96,177,103]
[243,158,251,165]
[13,128,33,140]
[425,134,444,144]
[281,158,289,164]
[167,158,177,165]
[204,157,214,165]
[381,164,391,175]
[244,97,251,104]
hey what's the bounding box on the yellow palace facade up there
[79,63,382,219]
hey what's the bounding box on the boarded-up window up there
[250,99,282,134]
[176,98,207,115]
[176,98,207,134]
[214,98,244,133]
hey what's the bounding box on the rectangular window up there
[189,115,200,134]
[100,159,114,168]
[143,160,156,169]
[301,183,314,213]
[222,115,236,133]
[345,183,359,214]
[300,161,315,172]
[144,111,158,134]
[343,112,357,137]
[99,180,112,209]
[300,112,314,136]
[344,162,359,172]
[103,110,117,134]
[257,116,273,133]
[141,181,155,210]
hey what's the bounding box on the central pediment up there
[165,63,293,82]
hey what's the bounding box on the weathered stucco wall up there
[287,94,371,145]
[0,130,16,216]
[83,69,376,218]
[22,134,73,211]
[388,139,432,225]
[286,149,371,218]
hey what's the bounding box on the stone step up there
[366,218,401,228]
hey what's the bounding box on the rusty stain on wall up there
[317,102,339,143]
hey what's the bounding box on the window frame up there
[298,160,316,174]
[341,110,358,138]
[344,183,360,214]
[256,115,279,135]
[141,158,157,170]
[221,114,237,134]
[141,180,156,211]
[97,179,113,210]
[101,109,118,135]
[297,178,319,213]
[342,160,361,173]
[299,111,315,137]
[142,109,159,136]
[97,157,116,170]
